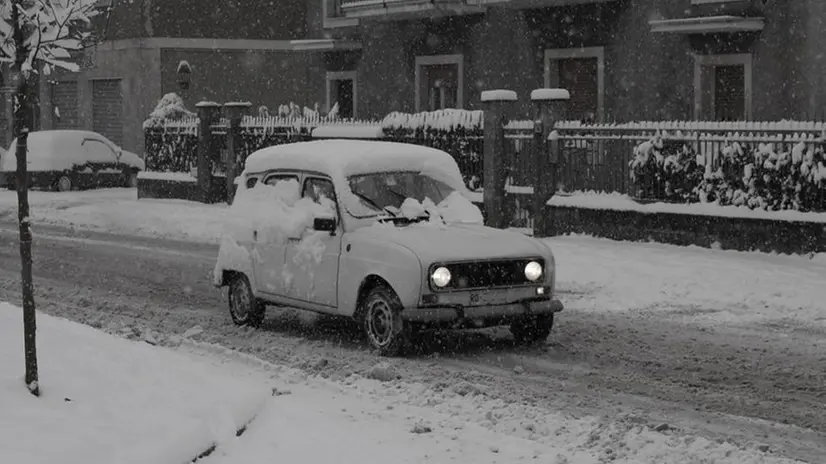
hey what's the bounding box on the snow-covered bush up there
[143,93,196,130]
[630,135,826,212]
[143,94,199,173]
[629,132,703,202]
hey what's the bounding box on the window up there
[415,55,464,112]
[545,47,605,122]
[303,177,337,217]
[694,53,752,121]
[82,139,116,163]
[246,177,259,189]
[263,174,301,201]
[326,71,357,119]
[303,177,336,204]
[322,0,357,29]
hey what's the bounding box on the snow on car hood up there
[357,222,545,265]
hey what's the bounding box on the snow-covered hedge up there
[630,134,826,212]
[381,109,484,189]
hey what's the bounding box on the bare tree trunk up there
[12,0,39,397]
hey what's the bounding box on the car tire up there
[55,175,72,192]
[361,285,410,357]
[510,314,554,345]
[228,273,266,328]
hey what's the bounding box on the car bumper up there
[402,298,564,323]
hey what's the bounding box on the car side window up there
[264,174,298,187]
[302,177,336,205]
[246,177,259,189]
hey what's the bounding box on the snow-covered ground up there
[0,303,268,464]
[551,234,826,329]
[0,188,230,242]
[1,302,804,464]
[189,342,805,464]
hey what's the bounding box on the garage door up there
[52,80,79,130]
[92,79,123,146]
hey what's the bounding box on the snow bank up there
[549,191,826,224]
[0,303,269,464]
[549,234,826,327]
[0,189,231,243]
[137,171,197,182]
[212,179,336,286]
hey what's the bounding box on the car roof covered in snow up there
[242,139,467,191]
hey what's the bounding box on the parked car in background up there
[0,130,145,191]
[213,140,564,356]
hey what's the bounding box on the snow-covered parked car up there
[213,140,563,356]
[0,130,145,191]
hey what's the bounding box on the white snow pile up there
[381,109,484,132]
[0,302,269,464]
[391,191,484,226]
[548,190,826,224]
[143,92,196,130]
[212,178,336,287]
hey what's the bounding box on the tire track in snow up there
[0,222,824,462]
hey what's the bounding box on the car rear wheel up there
[361,285,410,357]
[55,175,72,192]
[510,314,554,345]
[228,273,266,327]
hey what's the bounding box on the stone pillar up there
[481,89,517,229]
[195,101,221,203]
[223,101,252,204]
[530,88,569,237]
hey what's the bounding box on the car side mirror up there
[313,216,337,233]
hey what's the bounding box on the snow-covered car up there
[213,140,563,356]
[0,130,145,191]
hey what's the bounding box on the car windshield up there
[346,171,456,218]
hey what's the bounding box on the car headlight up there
[431,266,451,288]
[524,261,543,281]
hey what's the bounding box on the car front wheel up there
[510,314,554,345]
[361,285,410,357]
[125,170,138,188]
[55,175,72,192]
[228,273,266,327]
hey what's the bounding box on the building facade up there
[18,0,348,154]
[313,0,826,123]
[7,0,826,155]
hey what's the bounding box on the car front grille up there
[433,258,543,291]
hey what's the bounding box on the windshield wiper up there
[352,191,397,217]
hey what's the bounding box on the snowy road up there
[0,221,824,462]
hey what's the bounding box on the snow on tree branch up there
[0,0,101,75]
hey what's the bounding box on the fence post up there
[195,101,221,203]
[481,89,517,229]
[223,101,252,204]
[530,89,569,238]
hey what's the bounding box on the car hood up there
[355,222,546,265]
